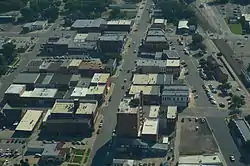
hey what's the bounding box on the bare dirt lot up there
[179,117,218,155]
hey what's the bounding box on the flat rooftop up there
[71,87,88,97]
[5,84,25,95]
[51,99,98,115]
[167,106,177,119]
[148,105,160,118]
[118,98,138,114]
[107,20,132,25]
[163,50,180,59]
[21,88,58,98]
[132,74,173,85]
[232,118,250,142]
[136,59,168,67]
[87,85,106,95]
[162,85,189,96]
[91,73,110,84]
[129,85,160,95]
[68,59,82,67]
[13,73,40,84]
[99,35,125,41]
[167,59,180,67]
[142,119,159,135]
[15,110,43,132]
[178,20,189,29]
[146,36,167,42]
[154,18,165,24]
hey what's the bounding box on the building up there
[0,103,23,126]
[86,85,107,103]
[106,20,133,31]
[39,143,66,166]
[129,85,161,104]
[15,110,43,134]
[0,15,15,23]
[27,143,66,166]
[146,105,160,119]
[43,99,98,135]
[228,118,250,148]
[13,73,40,90]
[163,50,180,60]
[166,106,177,131]
[111,159,138,166]
[241,69,250,88]
[136,59,180,77]
[70,87,88,99]
[71,18,107,32]
[151,18,167,29]
[42,34,97,56]
[178,154,222,166]
[78,59,105,76]
[97,34,126,53]
[141,119,159,142]
[91,73,110,85]
[207,55,228,83]
[177,20,190,34]
[132,74,173,86]
[105,59,117,75]
[4,84,26,104]
[22,20,48,32]
[116,98,140,137]
[162,85,189,108]
[142,29,169,52]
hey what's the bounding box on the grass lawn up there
[83,156,89,164]
[228,23,242,34]
[86,148,91,156]
[72,155,83,163]
[74,149,85,155]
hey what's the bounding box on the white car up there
[229,155,235,162]
[133,50,137,53]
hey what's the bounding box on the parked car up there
[229,155,235,162]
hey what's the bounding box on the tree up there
[247,63,250,72]
[245,114,250,124]
[231,95,245,109]
[21,7,37,21]
[192,34,203,44]
[110,8,126,19]
[2,42,16,63]
[157,0,195,23]
[218,80,231,90]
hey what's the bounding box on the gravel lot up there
[179,117,218,155]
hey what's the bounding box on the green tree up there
[231,95,245,109]
[21,7,37,21]
[247,63,250,72]
[2,42,16,63]
[218,80,232,90]
[192,34,203,44]
[157,0,195,23]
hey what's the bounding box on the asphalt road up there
[89,0,153,165]
[207,117,246,166]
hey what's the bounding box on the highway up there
[89,0,153,165]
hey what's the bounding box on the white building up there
[162,85,189,108]
[151,18,167,29]
[136,59,180,77]
[141,119,159,142]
